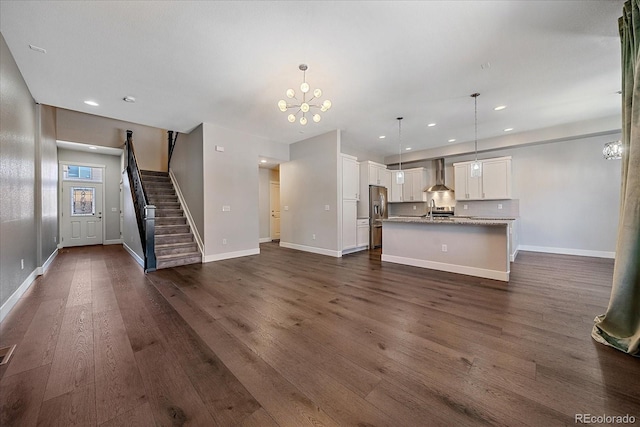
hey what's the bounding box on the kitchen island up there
[382,217,511,281]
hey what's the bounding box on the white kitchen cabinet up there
[357,219,369,248]
[342,155,360,200]
[453,157,511,201]
[390,168,427,202]
[366,161,388,186]
[342,200,357,251]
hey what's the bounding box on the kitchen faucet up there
[429,199,436,220]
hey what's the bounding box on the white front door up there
[61,181,103,246]
[270,182,280,240]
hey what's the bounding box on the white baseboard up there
[123,242,145,267]
[169,169,204,255]
[204,248,260,262]
[279,242,342,258]
[104,239,123,245]
[0,269,39,323]
[259,237,272,243]
[381,254,510,282]
[36,248,58,275]
[510,248,519,262]
[518,245,615,259]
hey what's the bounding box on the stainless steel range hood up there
[425,158,453,192]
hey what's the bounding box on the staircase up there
[140,170,201,269]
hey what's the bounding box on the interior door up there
[61,181,103,246]
[270,182,280,240]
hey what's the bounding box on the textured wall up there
[0,33,37,307]
[39,105,58,263]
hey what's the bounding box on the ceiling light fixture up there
[427,123,436,127]
[28,44,46,54]
[503,128,514,132]
[406,147,412,151]
[494,105,506,111]
[448,139,456,143]
[278,64,331,125]
[379,136,386,139]
[603,140,622,160]
[260,159,267,163]
[84,100,99,107]
[396,117,404,184]
[470,93,482,178]
[123,96,136,103]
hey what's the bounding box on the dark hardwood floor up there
[1,243,638,426]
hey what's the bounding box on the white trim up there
[104,239,123,245]
[0,269,39,323]
[204,248,260,262]
[518,245,615,259]
[123,242,145,267]
[36,248,59,275]
[381,254,510,282]
[510,247,519,262]
[279,242,342,258]
[259,237,272,243]
[169,169,204,254]
[341,246,367,256]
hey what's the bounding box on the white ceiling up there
[0,1,623,157]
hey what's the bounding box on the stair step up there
[142,175,170,182]
[141,170,169,177]
[155,233,193,245]
[156,224,190,235]
[149,195,178,203]
[155,208,183,217]
[156,252,202,270]
[143,181,173,188]
[155,242,198,256]
[155,216,187,226]
[147,188,176,195]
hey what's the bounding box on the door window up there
[71,187,95,216]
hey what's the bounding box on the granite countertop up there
[384,216,510,226]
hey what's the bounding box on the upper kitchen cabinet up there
[361,161,389,187]
[389,168,427,202]
[453,156,512,201]
[342,155,360,201]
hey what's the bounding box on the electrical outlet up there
[284,206,289,211]
[111,207,117,212]
[498,204,503,210]
[222,205,231,212]
[312,234,316,240]
[222,238,227,245]
[21,259,24,269]
[463,204,468,210]
[441,244,448,252]
[324,205,330,211]
[413,205,416,210]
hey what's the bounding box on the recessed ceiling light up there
[123,96,136,103]
[379,135,386,139]
[88,146,97,150]
[494,105,507,111]
[84,100,99,107]
[448,139,456,143]
[503,128,514,132]
[260,159,267,163]
[427,123,436,127]
[405,147,412,151]
[28,44,46,54]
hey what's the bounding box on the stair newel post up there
[144,205,157,272]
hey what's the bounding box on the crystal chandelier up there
[470,93,482,178]
[278,64,332,125]
[603,140,622,159]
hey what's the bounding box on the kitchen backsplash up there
[457,199,520,217]
[388,197,519,218]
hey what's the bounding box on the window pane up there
[71,187,95,216]
[67,165,79,178]
[79,167,92,179]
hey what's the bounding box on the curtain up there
[592,0,640,357]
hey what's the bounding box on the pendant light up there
[470,93,482,178]
[396,117,404,184]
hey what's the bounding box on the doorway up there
[59,163,104,247]
[270,182,280,241]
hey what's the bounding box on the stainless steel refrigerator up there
[369,185,388,249]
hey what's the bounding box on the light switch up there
[111,207,117,212]
[222,205,231,212]
[463,204,468,210]
[284,206,289,211]
[215,145,225,152]
[498,204,503,210]
[324,205,330,211]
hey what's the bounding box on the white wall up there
[170,124,204,240]
[56,108,167,172]
[445,133,621,256]
[122,167,143,265]
[201,123,288,261]
[280,130,342,256]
